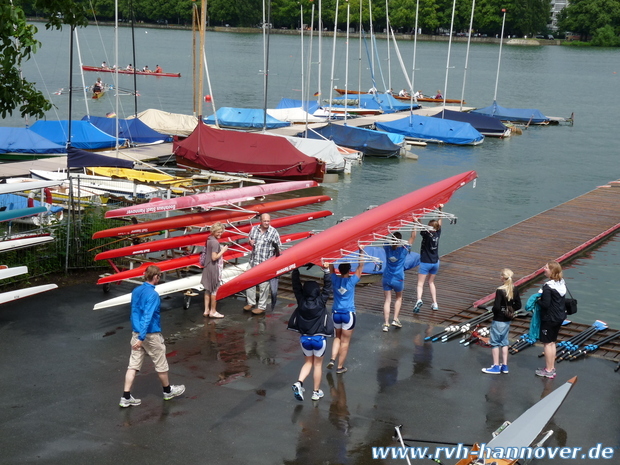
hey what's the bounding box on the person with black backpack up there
[287,265,333,402]
[482,268,521,375]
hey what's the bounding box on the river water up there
[6,24,620,327]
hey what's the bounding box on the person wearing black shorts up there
[536,261,567,379]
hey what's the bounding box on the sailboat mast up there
[494,9,507,102]
[198,0,206,119]
[344,0,350,123]
[130,0,138,116]
[115,0,120,152]
[358,0,362,95]
[460,0,476,111]
[262,0,273,132]
[328,0,339,120]
[386,0,391,91]
[441,0,457,111]
[317,0,322,105]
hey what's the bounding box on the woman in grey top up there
[201,222,228,318]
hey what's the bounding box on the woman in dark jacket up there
[288,266,333,402]
[482,268,521,375]
[536,261,567,379]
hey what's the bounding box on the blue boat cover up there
[0,193,63,214]
[82,116,171,144]
[276,98,320,114]
[376,114,484,145]
[29,120,125,149]
[472,101,549,124]
[67,146,134,169]
[204,107,290,129]
[331,93,419,113]
[299,123,402,157]
[431,109,508,136]
[0,127,66,154]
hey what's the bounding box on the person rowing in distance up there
[93,78,103,95]
[154,64,163,73]
[101,61,109,69]
[142,65,152,73]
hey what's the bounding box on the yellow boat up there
[85,167,194,192]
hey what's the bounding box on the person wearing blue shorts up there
[327,258,364,374]
[412,204,443,313]
[287,265,333,401]
[382,231,415,332]
[482,268,521,374]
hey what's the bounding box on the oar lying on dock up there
[536,320,607,360]
[567,330,620,361]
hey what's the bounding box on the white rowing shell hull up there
[93,263,249,310]
[486,376,577,450]
[0,236,55,252]
[0,180,63,195]
[0,284,58,305]
[0,266,29,280]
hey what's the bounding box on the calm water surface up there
[5,25,620,327]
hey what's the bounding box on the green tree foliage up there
[591,24,620,45]
[2,0,87,119]
[558,0,620,41]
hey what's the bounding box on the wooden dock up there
[279,182,620,361]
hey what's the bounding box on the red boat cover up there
[174,122,321,179]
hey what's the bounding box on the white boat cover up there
[265,132,345,171]
[131,109,198,136]
[266,107,326,124]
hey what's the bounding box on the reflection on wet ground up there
[1,286,619,464]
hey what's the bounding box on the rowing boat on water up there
[333,88,465,104]
[82,66,181,78]
[93,195,331,239]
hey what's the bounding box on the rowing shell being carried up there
[82,66,181,78]
[215,171,477,301]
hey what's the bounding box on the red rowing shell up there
[216,171,478,300]
[93,195,330,239]
[82,65,181,78]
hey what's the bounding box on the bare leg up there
[331,328,342,361]
[501,346,509,366]
[312,356,323,391]
[543,342,556,371]
[383,290,392,325]
[416,273,427,301]
[123,368,138,392]
[428,274,438,305]
[203,293,211,316]
[298,355,314,383]
[337,329,353,368]
[393,291,403,321]
[491,347,500,366]
[157,371,170,387]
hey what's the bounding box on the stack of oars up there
[509,333,538,354]
[539,320,608,362]
[425,309,493,343]
[566,330,620,361]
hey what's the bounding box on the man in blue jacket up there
[120,265,185,407]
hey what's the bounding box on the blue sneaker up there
[501,364,509,374]
[413,300,423,313]
[482,365,501,375]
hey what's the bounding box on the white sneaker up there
[392,319,402,328]
[311,389,324,401]
[292,381,305,401]
[163,384,186,400]
[382,324,389,332]
[119,395,141,408]
[413,300,423,313]
[431,303,439,311]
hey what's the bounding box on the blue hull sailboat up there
[376,114,484,146]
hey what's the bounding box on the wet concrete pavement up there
[1,280,619,464]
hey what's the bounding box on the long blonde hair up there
[498,268,515,300]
